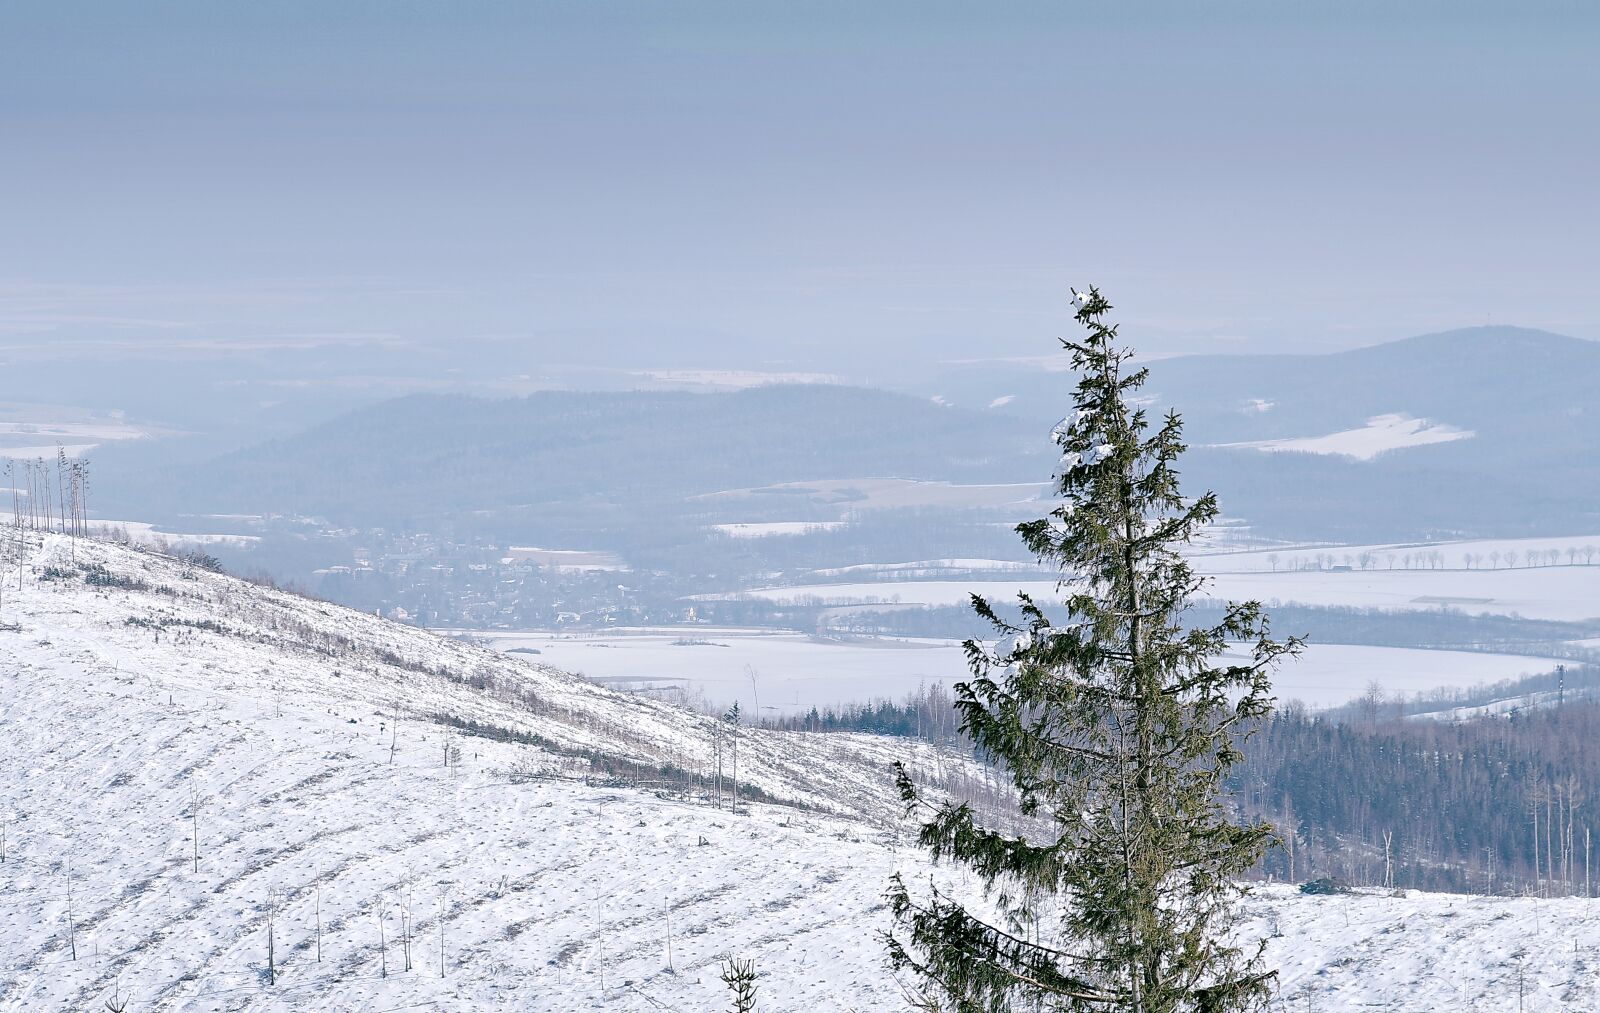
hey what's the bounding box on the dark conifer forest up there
[1238,690,1600,895]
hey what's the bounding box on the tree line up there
[1236,689,1600,895]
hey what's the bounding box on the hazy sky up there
[3,1,1598,375]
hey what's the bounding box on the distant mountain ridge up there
[928,325,1597,431]
[918,325,1600,540]
[100,384,1048,532]
[97,326,1600,544]
[1146,325,1598,444]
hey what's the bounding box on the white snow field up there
[84,519,262,548]
[473,628,966,715]
[711,521,849,538]
[473,628,1563,714]
[1214,412,1475,460]
[7,527,1600,1011]
[1192,532,1600,572]
[0,528,958,1011]
[712,558,1600,623]
[1218,643,1559,706]
[701,477,1050,513]
[0,405,166,460]
[501,546,628,572]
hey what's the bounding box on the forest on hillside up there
[1237,696,1600,894]
[778,670,1600,896]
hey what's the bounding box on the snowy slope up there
[0,528,948,1011]
[0,530,927,819]
[7,527,1600,1011]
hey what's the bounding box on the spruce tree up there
[886,286,1300,1013]
[721,955,759,1012]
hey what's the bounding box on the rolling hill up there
[0,525,945,1010]
[84,326,1600,546]
[92,384,1048,532]
[6,528,1600,1010]
[924,326,1600,540]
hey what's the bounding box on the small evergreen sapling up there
[721,955,758,1012]
[886,286,1300,1013]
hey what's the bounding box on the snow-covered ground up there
[467,627,1564,713]
[710,561,1600,623]
[0,408,162,459]
[8,527,1600,1010]
[1196,532,1600,573]
[471,628,965,715]
[1214,412,1474,460]
[806,558,1043,578]
[701,477,1050,513]
[85,520,261,548]
[501,546,628,572]
[1223,643,1560,706]
[711,521,849,538]
[1233,888,1600,1011]
[0,527,949,1011]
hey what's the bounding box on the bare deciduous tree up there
[265,888,279,985]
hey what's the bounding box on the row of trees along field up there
[1264,545,1600,571]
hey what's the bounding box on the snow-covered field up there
[1198,565,1600,623]
[501,546,628,572]
[7,527,1600,1010]
[1223,643,1560,706]
[806,558,1043,578]
[702,477,1050,513]
[1214,411,1475,460]
[469,627,1564,713]
[85,520,262,548]
[472,628,965,715]
[711,521,849,538]
[0,407,161,459]
[711,561,1600,623]
[1196,533,1600,573]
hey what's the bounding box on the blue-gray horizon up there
[3,1,1597,374]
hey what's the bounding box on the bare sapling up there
[65,856,78,961]
[665,902,675,973]
[265,888,278,985]
[438,887,451,977]
[189,784,202,873]
[389,700,401,764]
[315,876,323,963]
[377,904,388,977]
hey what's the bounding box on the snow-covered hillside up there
[0,529,952,1011]
[0,531,928,820]
[6,528,1600,1011]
